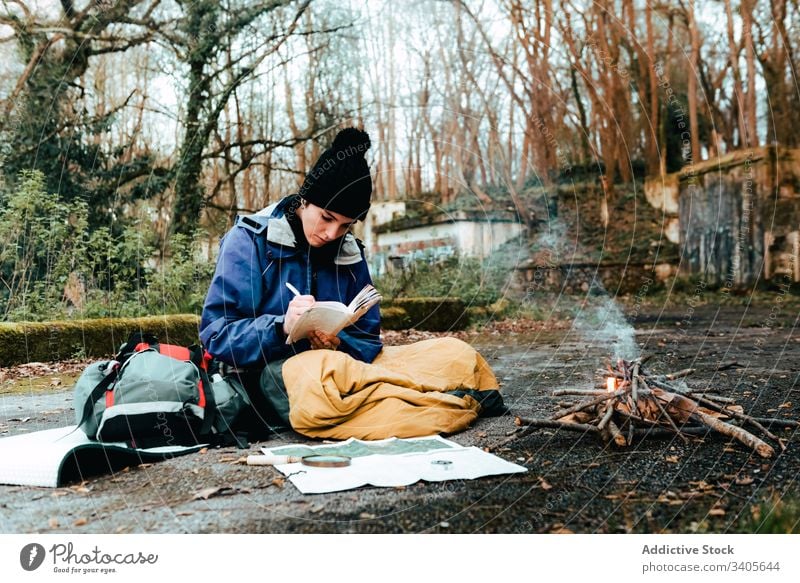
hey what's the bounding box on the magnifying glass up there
[247,454,351,468]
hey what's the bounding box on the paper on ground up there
[262,435,527,494]
[0,425,204,488]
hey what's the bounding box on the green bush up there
[0,171,213,322]
[0,170,88,320]
[142,233,215,315]
[374,255,514,307]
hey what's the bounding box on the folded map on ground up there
[262,435,527,494]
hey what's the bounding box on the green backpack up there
[73,333,250,448]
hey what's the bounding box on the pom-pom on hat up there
[298,128,373,221]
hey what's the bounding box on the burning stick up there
[551,389,626,420]
[504,356,792,458]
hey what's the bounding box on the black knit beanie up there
[298,128,372,221]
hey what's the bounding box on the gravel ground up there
[0,305,798,534]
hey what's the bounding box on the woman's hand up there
[308,330,341,351]
[283,295,315,336]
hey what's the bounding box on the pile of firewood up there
[506,357,797,458]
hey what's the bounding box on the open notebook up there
[0,426,204,488]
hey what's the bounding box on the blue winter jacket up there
[199,196,383,368]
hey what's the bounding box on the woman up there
[201,127,503,440]
[200,127,380,370]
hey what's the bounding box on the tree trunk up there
[172,53,209,238]
[742,0,759,147]
[724,0,747,149]
[687,0,702,163]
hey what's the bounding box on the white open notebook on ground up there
[0,426,204,488]
[286,284,381,344]
[261,435,527,494]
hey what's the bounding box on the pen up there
[285,282,301,297]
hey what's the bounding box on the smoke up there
[535,220,567,252]
[532,218,638,361]
[573,278,640,361]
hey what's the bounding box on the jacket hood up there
[248,199,363,266]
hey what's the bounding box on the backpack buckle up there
[104,360,120,376]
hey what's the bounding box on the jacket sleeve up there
[199,226,297,368]
[336,249,383,364]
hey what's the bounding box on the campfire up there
[507,356,797,458]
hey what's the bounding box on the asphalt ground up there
[0,305,798,533]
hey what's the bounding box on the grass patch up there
[0,373,81,395]
[735,493,800,534]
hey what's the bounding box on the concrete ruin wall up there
[677,147,800,288]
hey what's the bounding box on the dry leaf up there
[549,522,573,534]
[73,518,88,527]
[198,448,208,454]
[192,486,232,500]
[271,477,285,489]
[539,477,553,491]
[708,507,726,517]
[665,455,679,464]
[48,517,59,529]
[779,402,792,409]
[735,476,754,485]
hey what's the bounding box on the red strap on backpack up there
[128,338,211,410]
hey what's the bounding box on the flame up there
[606,377,616,392]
